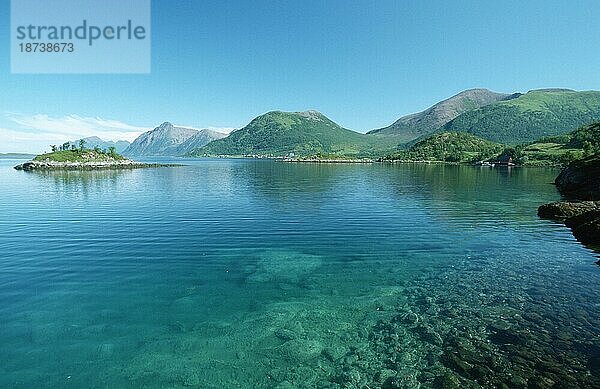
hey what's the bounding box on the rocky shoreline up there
[282,158,374,164]
[538,154,600,251]
[14,159,178,171]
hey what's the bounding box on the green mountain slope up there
[368,89,513,142]
[441,90,600,144]
[192,110,394,158]
[383,132,504,162]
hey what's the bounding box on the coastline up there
[14,159,180,171]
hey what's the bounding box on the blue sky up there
[1,0,600,152]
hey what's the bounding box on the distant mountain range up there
[192,88,600,158]
[368,88,515,142]
[44,88,600,160]
[123,122,226,157]
[69,136,131,153]
[0,153,36,159]
[190,110,395,158]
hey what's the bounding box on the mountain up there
[368,89,513,142]
[174,129,227,155]
[0,153,36,159]
[70,136,130,153]
[123,122,226,156]
[440,90,600,144]
[383,132,503,163]
[191,110,394,158]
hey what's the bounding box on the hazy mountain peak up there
[68,136,131,153]
[83,136,103,142]
[296,110,324,121]
[123,122,226,157]
[157,121,174,129]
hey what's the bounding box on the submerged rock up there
[245,249,324,285]
[276,339,324,362]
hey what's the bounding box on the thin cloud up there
[1,114,235,152]
[6,113,147,142]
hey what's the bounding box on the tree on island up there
[50,145,57,152]
[62,142,70,151]
[79,139,86,151]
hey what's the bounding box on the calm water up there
[0,159,598,388]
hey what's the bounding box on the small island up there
[14,141,175,171]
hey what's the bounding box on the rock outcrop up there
[538,154,600,251]
[555,154,600,200]
[14,159,169,171]
[537,201,599,220]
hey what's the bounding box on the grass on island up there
[34,145,126,163]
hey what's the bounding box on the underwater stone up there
[436,372,462,389]
[274,328,297,342]
[97,343,115,358]
[277,339,323,362]
[182,371,200,386]
[322,345,347,361]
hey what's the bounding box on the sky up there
[1,0,600,152]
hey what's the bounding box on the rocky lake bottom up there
[0,159,598,388]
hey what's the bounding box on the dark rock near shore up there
[539,154,600,249]
[555,154,600,201]
[537,201,599,220]
[538,202,600,248]
[565,210,600,248]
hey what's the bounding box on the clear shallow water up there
[0,159,598,388]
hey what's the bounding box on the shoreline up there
[195,155,565,167]
[14,160,181,171]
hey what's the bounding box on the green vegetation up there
[380,121,600,166]
[441,90,600,144]
[368,88,511,142]
[191,110,396,158]
[382,132,504,163]
[34,143,125,163]
[498,122,600,166]
[185,90,600,161]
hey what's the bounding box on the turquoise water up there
[0,159,598,388]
